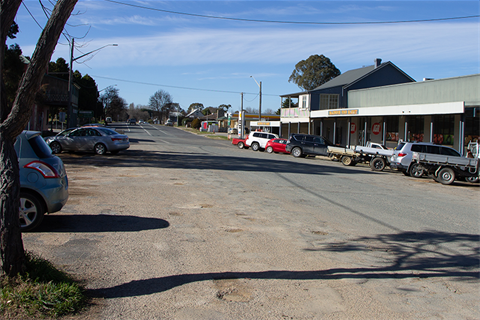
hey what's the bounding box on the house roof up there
[281,61,415,97]
[312,65,375,90]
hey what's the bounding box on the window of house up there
[301,95,309,110]
[319,94,339,110]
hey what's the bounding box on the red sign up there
[350,123,356,134]
[372,123,381,135]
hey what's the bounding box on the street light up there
[250,75,262,121]
[67,38,118,128]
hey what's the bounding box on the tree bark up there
[0,0,78,277]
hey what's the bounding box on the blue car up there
[15,131,69,231]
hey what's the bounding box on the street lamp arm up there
[250,75,260,87]
[73,44,118,62]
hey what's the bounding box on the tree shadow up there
[88,230,479,299]
[31,214,169,233]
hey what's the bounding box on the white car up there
[245,132,279,151]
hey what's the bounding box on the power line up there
[90,75,280,97]
[104,0,479,25]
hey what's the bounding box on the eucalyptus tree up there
[0,0,78,276]
[288,54,341,91]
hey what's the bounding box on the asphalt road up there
[24,123,479,319]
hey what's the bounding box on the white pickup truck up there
[411,141,479,185]
[327,141,394,171]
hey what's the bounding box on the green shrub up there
[191,118,201,129]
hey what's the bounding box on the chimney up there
[374,58,382,68]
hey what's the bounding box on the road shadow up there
[31,214,169,233]
[58,149,371,176]
[88,230,479,299]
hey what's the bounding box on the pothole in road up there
[311,231,329,235]
[214,279,253,302]
[224,227,243,233]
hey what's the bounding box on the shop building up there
[280,59,479,154]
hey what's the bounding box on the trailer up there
[411,141,479,185]
[328,142,394,171]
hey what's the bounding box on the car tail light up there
[111,137,123,141]
[24,161,59,178]
[398,153,407,157]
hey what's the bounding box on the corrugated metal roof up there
[312,65,375,90]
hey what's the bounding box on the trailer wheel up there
[437,167,455,185]
[466,176,479,183]
[370,157,386,171]
[237,141,245,149]
[409,163,424,178]
[341,156,353,166]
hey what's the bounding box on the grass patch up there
[177,127,229,140]
[0,252,87,319]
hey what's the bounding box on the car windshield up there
[97,128,118,135]
[29,135,53,159]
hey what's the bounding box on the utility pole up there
[240,92,244,139]
[259,81,262,121]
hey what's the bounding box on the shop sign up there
[328,109,359,116]
[257,122,271,126]
[372,123,381,135]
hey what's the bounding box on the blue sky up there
[8,1,480,113]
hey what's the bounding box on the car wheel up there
[370,157,386,171]
[50,141,62,154]
[19,192,45,232]
[292,147,302,158]
[266,146,273,153]
[251,142,260,151]
[409,163,424,178]
[94,143,107,155]
[437,167,455,185]
[341,156,353,166]
[237,142,245,149]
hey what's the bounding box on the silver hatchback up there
[46,127,130,155]
[16,131,69,231]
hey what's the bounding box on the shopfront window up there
[465,107,479,145]
[407,116,424,142]
[385,116,399,142]
[433,115,454,145]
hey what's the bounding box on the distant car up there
[139,120,145,124]
[16,131,69,231]
[165,120,173,126]
[46,127,130,155]
[285,134,332,158]
[105,117,112,123]
[127,118,136,125]
[228,128,238,134]
[265,138,289,154]
[245,132,279,151]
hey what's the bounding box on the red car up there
[232,135,249,149]
[265,138,289,154]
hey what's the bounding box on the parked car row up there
[45,126,130,155]
[232,132,479,185]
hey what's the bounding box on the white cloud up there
[49,22,478,71]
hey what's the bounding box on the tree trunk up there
[0,0,78,277]
[0,134,24,276]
